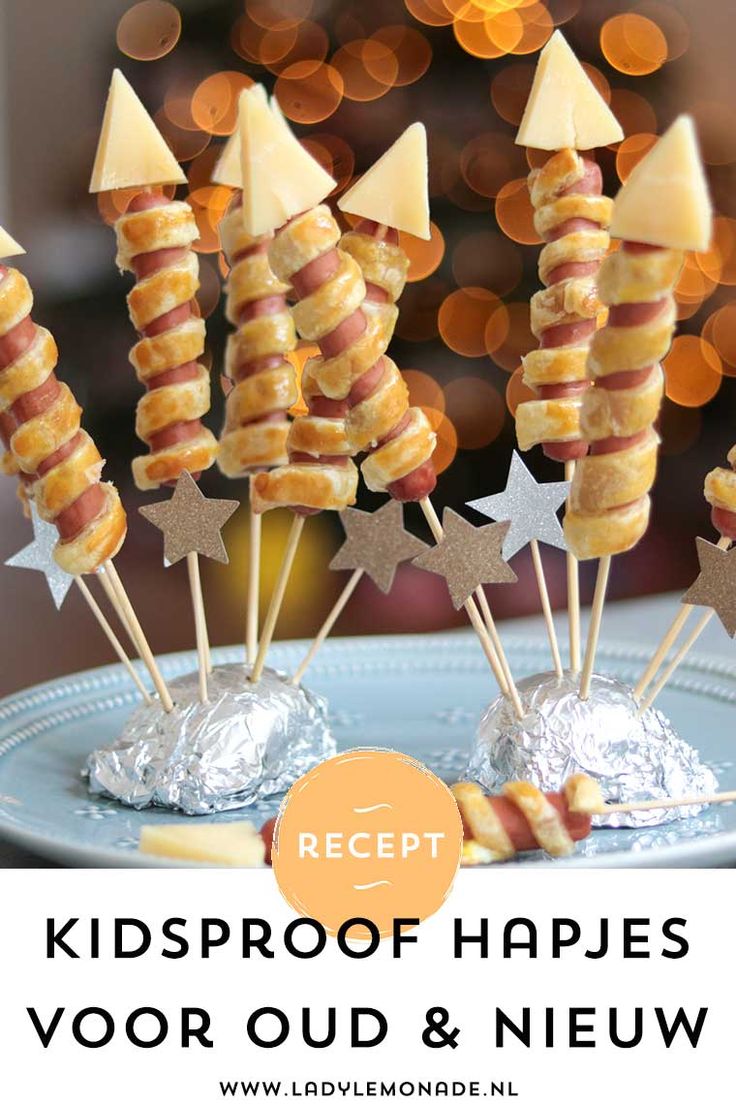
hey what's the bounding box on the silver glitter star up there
[5,507,73,609]
[467,450,570,561]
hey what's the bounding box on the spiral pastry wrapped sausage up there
[452,775,600,865]
[705,446,736,541]
[217,197,298,477]
[564,242,683,560]
[516,149,612,460]
[252,206,436,512]
[0,265,126,573]
[114,192,218,491]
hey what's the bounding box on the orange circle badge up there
[271,749,463,937]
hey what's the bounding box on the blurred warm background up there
[1,0,734,695]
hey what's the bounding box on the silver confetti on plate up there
[85,663,335,815]
[464,671,717,828]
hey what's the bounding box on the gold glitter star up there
[330,500,429,594]
[139,471,239,566]
[412,509,517,609]
[682,537,736,637]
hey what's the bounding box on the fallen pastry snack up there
[0,262,126,574]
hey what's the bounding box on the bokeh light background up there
[0,0,734,694]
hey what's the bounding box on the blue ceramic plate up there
[0,633,734,868]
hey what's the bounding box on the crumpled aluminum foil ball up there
[464,671,716,828]
[85,663,335,815]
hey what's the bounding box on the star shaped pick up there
[139,471,240,566]
[682,537,736,637]
[466,450,570,561]
[5,507,73,609]
[412,509,517,609]
[329,500,429,594]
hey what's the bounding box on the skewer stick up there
[101,560,174,712]
[565,460,581,672]
[187,552,209,703]
[579,554,611,701]
[97,565,139,652]
[75,577,152,704]
[637,608,714,714]
[247,480,262,666]
[596,788,736,815]
[634,535,731,700]
[474,587,523,717]
[418,496,523,715]
[291,568,364,686]
[530,538,563,678]
[251,514,305,683]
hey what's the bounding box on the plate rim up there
[1,632,735,869]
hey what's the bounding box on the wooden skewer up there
[418,496,523,716]
[474,587,523,717]
[564,459,581,673]
[637,607,714,714]
[75,577,152,704]
[291,568,364,686]
[530,538,563,678]
[633,535,731,701]
[100,560,174,712]
[251,514,305,683]
[187,552,209,703]
[97,565,139,653]
[597,788,736,815]
[247,480,262,666]
[579,554,611,701]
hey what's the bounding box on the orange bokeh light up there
[331,39,398,102]
[286,342,320,416]
[301,134,355,194]
[370,25,432,86]
[454,8,524,60]
[488,301,535,371]
[608,89,657,141]
[461,131,527,198]
[439,287,505,358]
[247,0,313,31]
[705,303,736,377]
[495,177,541,244]
[404,0,454,28]
[191,71,254,136]
[154,108,211,162]
[116,1,181,61]
[444,376,505,449]
[615,133,657,182]
[663,335,722,407]
[698,217,736,285]
[403,370,446,413]
[400,222,446,282]
[600,13,667,76]
[263,20,330,76]
[275,61,344,123]
[423,408,458,475]
[509,3,553,55]
[490,62,534,125]
[195,256,222,318]
[505,364,536,418]
[633,1,690,60]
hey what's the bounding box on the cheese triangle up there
[0,226,25,260]
[139,822,265,866]
[238,86,336,236]
[89,69,186,193]
[211,84,268,188]
[516,30,623,151]
[610,115,712,252]
[338,123,430,239]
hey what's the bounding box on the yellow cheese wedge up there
[516,30,623,151]
[0,226,25,260]
[89,69,187,193]
[139,821,266,866]
[211,84,268,188]
[238,86,336,236]
[338,122,430,239]
[610,115,712,252]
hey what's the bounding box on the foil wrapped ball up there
[465,671,716,828]
[86,663,335,815]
